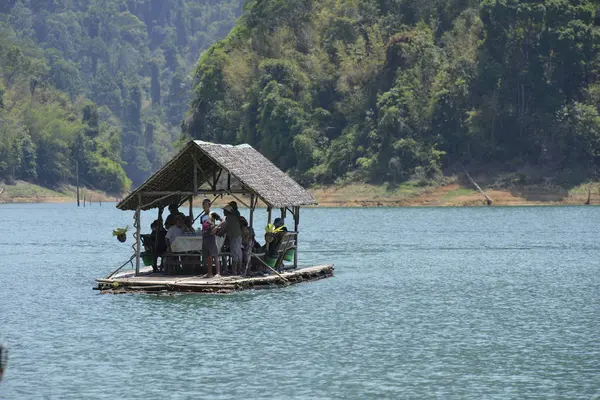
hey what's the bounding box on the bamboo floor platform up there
[95,264,334,294]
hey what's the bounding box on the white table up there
[171,235,225,254]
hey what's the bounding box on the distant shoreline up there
[1,180,598,207]
[0,181,119,206]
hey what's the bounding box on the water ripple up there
[1,204,599,398]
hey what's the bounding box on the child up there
[183,216,195,235]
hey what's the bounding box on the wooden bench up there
[162,252,203,275]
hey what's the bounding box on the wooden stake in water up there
[76,161,80,207]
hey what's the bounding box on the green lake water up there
[1,204,599,399]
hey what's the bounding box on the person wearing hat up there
[218,204,243,275]
[228,200,241,218]
[274,217,286,230]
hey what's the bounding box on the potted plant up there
[112,226,129,243]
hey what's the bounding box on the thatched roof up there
[117,140,316,211]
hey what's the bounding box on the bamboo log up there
[128,285,170,290]
[105,255,135,279]
[463,167,493,205]
[251,254,289,282]
[170,283,237,290]
[585,189,591,205]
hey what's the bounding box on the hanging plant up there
[112,226,129,243]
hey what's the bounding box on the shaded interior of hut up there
[140,198,295,277]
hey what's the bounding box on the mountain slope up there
[186,0,600,188]
[0,0,243,191]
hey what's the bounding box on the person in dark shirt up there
[228,200,241,218]
[217,204,243,275]
[266,218,287,258]
[164,204,183,229]
[142,220,167,254]
[156,221,168,253]
[142,220,167,272]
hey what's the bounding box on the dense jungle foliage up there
[0,0,242,192]
[186,0,600,186]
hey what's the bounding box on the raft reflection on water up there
[0,345,7,383]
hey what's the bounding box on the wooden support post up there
[249,194,255,228]
[134,194,142,276]
[192,153,198,220]
[266,206,273,255]
[76,160,80,207]
[229,192,251,208]
[152,207,163,271]
[212,168,217,190]
[294,207,299,269]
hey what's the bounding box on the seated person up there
[142,220,167,255]
[141,220,168,272]
[183,216,196,235]
[165,214,186,250]
[263,218,287,258]
[164,204,184,229]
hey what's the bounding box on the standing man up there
[219,204,243,275]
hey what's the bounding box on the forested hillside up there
[0,0,242,192]
[187,0,600,187]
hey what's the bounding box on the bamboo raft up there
[95,264,334,294]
